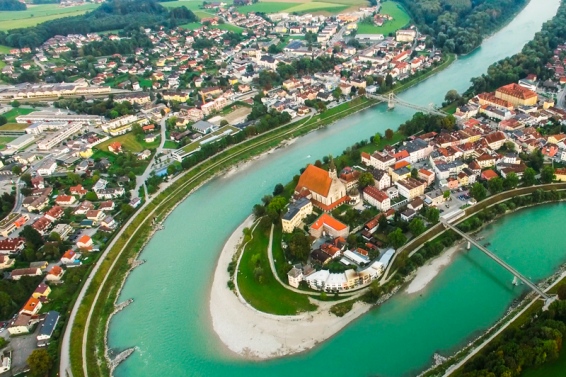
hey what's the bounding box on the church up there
[294,161,348,211]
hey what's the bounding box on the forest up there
[464,0,566,96]
[0,0,26,11]
[0,0,197,48]
[397,0,528,54]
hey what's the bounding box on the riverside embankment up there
[105,1,562,376]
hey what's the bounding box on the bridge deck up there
[442,220,550,300]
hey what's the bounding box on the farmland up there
[0,45,11,55]
[357,1,411,35]
[0,3,99,31]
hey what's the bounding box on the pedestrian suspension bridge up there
[441,219,557,309]
[366,92,449,117]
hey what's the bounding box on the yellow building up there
[495,83,538,107]
[163,92,189,102]
[79,148,93,158]
[395,178,426,200]
[282,198,313,233]
[32,283,51,299]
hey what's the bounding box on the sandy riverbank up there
[209,215,372,360]
[405,241,465,295]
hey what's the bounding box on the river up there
[108,0,561,375]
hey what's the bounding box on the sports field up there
[0,3,99,31]
[357,1,410,35]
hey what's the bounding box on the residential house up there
[77,235,93,250]
[46,265,64,281]
[395,178,426,200]
[362,186,391,211]
[61,249,77,265]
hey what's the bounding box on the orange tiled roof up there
[310,213,347,231]
[296,165,332,196]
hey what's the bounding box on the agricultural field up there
[161,0,233,11]
[96,133,160,153]
[0,3,99,31]
[180,21,244,33]
[357,1,411,35]
[0,45,11,54]
[193,10,216,19]
[230,0,368,15]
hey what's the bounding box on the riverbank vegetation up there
[237,219,317,315]
[463,0,566,97]
[397,0,528,54]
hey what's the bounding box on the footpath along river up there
[108,0,561,376]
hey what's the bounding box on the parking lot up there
[3,324,40,375]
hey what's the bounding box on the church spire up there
[328,155,337,179]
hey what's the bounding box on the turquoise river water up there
[109,1,563,376]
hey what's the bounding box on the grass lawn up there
[161,0,234,11]
[163,140,179,149]
[0,45,11,54]
[138,79,153,88]
[0,123,29,131]
[96,133,159,153]
[0,3,99,30]
[357,1,411,35]
[180,22,202,30]
[193,10,216,19]
[0,136,16,150]
[3,108,35,123]
[360,131,405,154]
[213,23,244,33]
[237,223,317,315]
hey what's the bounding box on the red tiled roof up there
[310,213,348,231]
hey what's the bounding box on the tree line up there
[0,0,198,48]
[397,0,528,54]
[464,0,566,97]
[0,0,26,11]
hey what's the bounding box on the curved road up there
[59,105,332,377]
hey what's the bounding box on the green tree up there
[424,207,440,223]
[288,231,310,261]
[266,196,287,222]
[272,183,284,196]
[11,100,20,108]
[470,182,487,201]
[443,190,450,199]
[503,172,519,190]
[85,191,98,201]
[0,291,13,319]
[541,165,555,184]
[120,204,134,217]
[0,115,6,126]
[358,172,375,189]
[220,119,229,126]
[332,87,342,100]
[11,165,21,175]
[388,228,407,249]
[409,218,425,236]
[373,132,382,146]
[385,128,394,140]
[558,283,566,300]
[67,172,81,185]
[411,168,418,179]
[20,225,43,250]
[487,177,503,194]
[27,349,52,377]
[523,167,536,186]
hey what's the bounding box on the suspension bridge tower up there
[387,92,395,110]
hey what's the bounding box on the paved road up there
[132,116,169,198]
